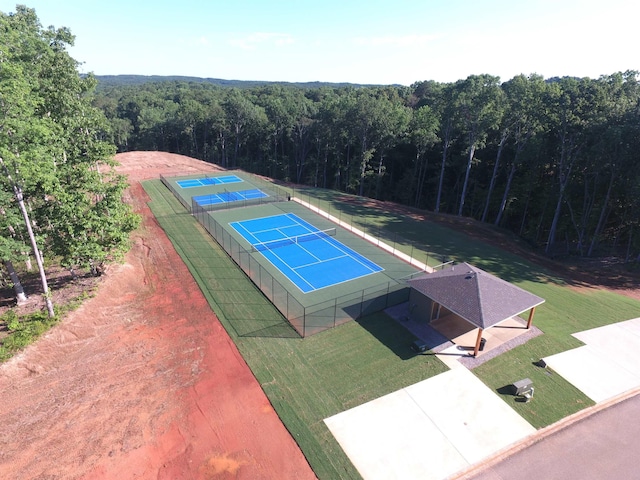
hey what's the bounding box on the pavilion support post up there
[526,307,536,329]
[473,328,484,357]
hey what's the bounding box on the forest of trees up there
[96,71,640,263]
[1,7,138,311]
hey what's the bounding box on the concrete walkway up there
[325,317,640,480]
[544,317,640,403]
[324,362,535,480]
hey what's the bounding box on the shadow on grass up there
[295,185,567,287]
[497,384,516,396]
[231,319,301,338]
[355,313,421,361]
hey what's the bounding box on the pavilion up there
[406,262,545,357]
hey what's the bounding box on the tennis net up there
[251,228,337,252]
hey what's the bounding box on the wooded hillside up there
[95,73,640,262]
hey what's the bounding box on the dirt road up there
[0,152,316,480]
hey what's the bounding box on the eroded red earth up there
[0,152,316,480]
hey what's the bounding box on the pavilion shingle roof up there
[407,262,545,329]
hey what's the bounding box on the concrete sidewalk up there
[325,317,640,480]
[544,317,640,403]
[324,366,535,480]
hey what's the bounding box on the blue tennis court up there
[177,174,244,188]
[193,188,268,206]
[230,213,383,293]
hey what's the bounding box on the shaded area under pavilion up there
[405,262,545,357]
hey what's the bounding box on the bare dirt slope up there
[0,152,316,480]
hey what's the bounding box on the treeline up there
[1,7,138,310]
[93,75,377,90]
[95,72,640,262]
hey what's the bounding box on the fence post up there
[385,281,390,308]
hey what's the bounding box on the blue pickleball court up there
[230,213,383,293]
[193,188,268,206]
[177,174,244,188]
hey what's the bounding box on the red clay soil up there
[0,152,316,480]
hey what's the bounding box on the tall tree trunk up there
[545,139,578,255]
[344,144,351,191]
[576,175,597,255]
[375,153,384,200]
[415,152,429,208]
[0,157,54,317]
[587,169,615,257]
[481,131,508,222]
[495,161,517,226]
[358,147,367,197]
[218,131,227,168]
[23,253,32,271]
[233,126,241,168]
[19,191,54,316]
[565,199,585,256]
[435,140,449,213]
[625,226,633,263]
[519,193,530,236]
[458,144,476,216]
[546,189,565,255]
[272,131,279,178]
[4,260,27,304]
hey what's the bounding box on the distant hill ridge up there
[94,74,393,89]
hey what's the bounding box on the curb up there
[452,386,640,479]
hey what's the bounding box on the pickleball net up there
[251,227,337,252]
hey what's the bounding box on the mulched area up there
[458,327,543,369]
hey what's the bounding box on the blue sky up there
[2,0,637,85]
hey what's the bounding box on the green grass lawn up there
[144,179,640,477]
[144,180,447,479]
[291,186,640,427]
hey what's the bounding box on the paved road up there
[461,393,640,480]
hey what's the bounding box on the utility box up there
[513,378,533,396]
[411,340,428,353]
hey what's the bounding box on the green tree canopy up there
[0,6,139,308]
